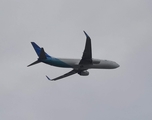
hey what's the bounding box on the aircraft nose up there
[115,62,120,68]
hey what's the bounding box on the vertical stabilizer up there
[27,42,49,67]
[39,48,47,60]
[31,42,50,58]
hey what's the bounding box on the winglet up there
[83,31,87,36]
[83,31,90,38]
[46,75,53,81]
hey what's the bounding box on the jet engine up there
[78,70,89,76]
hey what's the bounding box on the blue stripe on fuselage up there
[42,57,72,68]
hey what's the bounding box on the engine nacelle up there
[78,70,89,76]
[92,59,100,64]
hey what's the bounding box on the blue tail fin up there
[31,42,51,58]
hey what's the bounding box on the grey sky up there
[0,0,152,120]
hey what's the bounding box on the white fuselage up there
[42,57,119,70]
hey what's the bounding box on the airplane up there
[27,31,119,81]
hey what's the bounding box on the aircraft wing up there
[46,69,77,81]
[79,31,92,64]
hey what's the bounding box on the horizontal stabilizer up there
[27,60,40,67]
[39,48,46,60]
